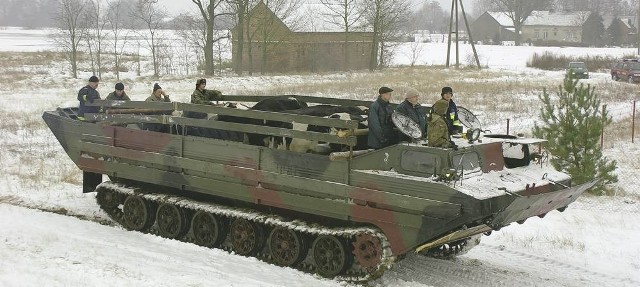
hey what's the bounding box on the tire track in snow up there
[475,243,639,287]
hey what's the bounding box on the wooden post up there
[506,119,510,135]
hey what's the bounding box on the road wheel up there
[268,227,308,267]
[230,218,265,256]
[122,195,155,231]
[191,211,226,248]
[313,235,352,277]
[156,203,189,239]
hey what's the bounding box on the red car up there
[611,59,640,83]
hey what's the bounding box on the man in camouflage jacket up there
[187,78,224,119]
[428,99,453,148]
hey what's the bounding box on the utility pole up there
[446,0,481,69]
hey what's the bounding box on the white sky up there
[154,0,475,16]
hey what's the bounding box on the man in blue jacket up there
[368,86,397,149]
[77,75,101,119]
[395,87,427,141]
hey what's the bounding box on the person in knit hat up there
[394,87,427,140]
[186,78,224,119]
[77,75,102,119]
[146,83,170,102]
[105,82,131,101]
[428,99,454,148]
[143,83,171,132]
[367,86,397,149]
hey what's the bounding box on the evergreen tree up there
[532,75,617,195]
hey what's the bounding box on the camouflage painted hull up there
[43,98,593,278]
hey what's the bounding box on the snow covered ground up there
[1,27,639,286]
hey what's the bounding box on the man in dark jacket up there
[368,86,397,149]
[395,87,426,141]
[441,86,463,134]
[186,78,224,119]
[77,75,101,118]
[105,82,131,101]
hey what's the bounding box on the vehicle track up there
[476,243,640,286]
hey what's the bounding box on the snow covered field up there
[0,27,639,286]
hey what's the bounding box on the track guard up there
[83,172,103,193]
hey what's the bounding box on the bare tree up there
[190,0,230,75]
[363,0,410,70]
[320,0,365,70]
[130,0,167,77]
[84,0,109,78]
[54,0,89,79]
[490,0,551,46]
[174,13,207,75]
[106,0,131,80]
[228,0,253,75]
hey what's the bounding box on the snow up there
[1,27,640,286]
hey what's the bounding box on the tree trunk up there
[204,2,215,76]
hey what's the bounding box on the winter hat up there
[441,86,453,96]
[432,99,449,116]
[89,75,99,83]
[405,87,419,99]
[378,86,393,95]
[196,78,206,86]
[115,82,124,90]
[153,83,162,92]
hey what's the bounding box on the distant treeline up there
[526,51,636,71]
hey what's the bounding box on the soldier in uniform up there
[105,82,130,101]
[428,99,454,148]
[368,86,397,149]
[395,87,426,140]
[77,75,101,119]
[186,78,224,119]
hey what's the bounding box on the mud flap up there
[490,180,597,227]
[83,172,103,193]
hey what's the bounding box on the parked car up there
[566,62,589,79]
[610,59,640,83]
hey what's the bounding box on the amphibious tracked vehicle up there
[42,95,595,280]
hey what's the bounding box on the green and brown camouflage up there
[42,95,595,278]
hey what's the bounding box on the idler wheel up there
[268,227,307,267]
[312,235,352,277]
[156,203,189,239]
[352,233,382,269]
[230,218,264,256]
[191,211,226,248]
[122,195,155,231]
[96,188,120,210]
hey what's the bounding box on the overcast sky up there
[155,0,474,16]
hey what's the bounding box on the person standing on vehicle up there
[77,75,101,119]
[428,99,454,148]
[105,82,131,101]
[395,87,427,140]
[186,78,224,119]
[368,86,397,149]
[441,86,463,134]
